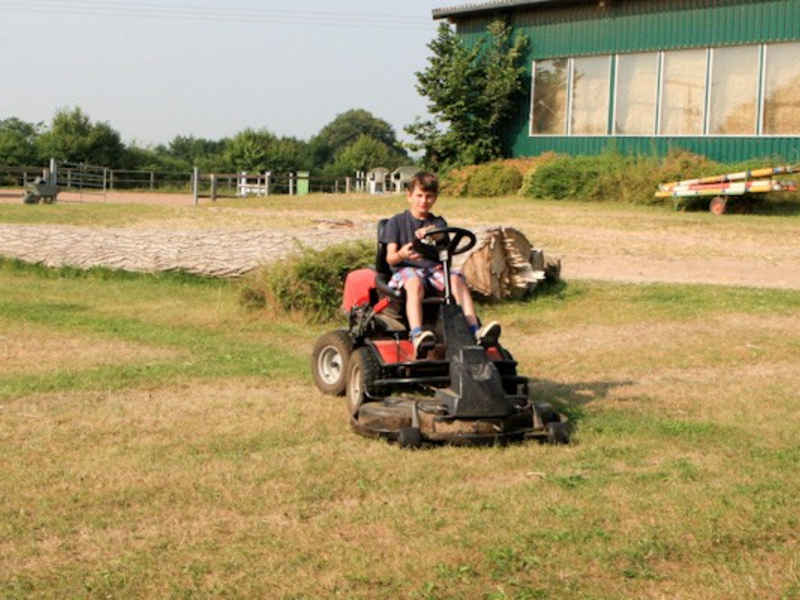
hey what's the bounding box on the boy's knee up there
[405,277,424,296]
[450,275,467,291]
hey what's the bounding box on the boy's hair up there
[409,171,439,195]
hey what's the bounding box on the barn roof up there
[433,0,595,19]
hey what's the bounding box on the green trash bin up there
[297,171,310,196]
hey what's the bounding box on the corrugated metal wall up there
[511,136,800,163]
[460,0,800,55]
[452,0,800,161]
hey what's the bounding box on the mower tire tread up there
[347,347,384,416]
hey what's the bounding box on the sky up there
[0,0,450,147]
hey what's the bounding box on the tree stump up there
[452,226,561,301]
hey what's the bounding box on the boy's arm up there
[386,242,420,267]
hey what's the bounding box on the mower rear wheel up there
[347,347,383,416]
[311,329,352,396]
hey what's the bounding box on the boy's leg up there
[450,273,501,345]
[403,274,435,357]
[450,274,478,327]
[404,276,425,332]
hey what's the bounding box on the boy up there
[381,171,500,357]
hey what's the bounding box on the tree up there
[35,107,127,167]
[332,134,399,175]
[223,128,310,173]
[0,118,40,166]
[161,135,228,170]
[406,21,528,171]
[310,109,408,172]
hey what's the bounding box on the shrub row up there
[440,150,797,206]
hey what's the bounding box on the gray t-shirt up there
[380,210,447,270]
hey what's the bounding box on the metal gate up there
[51,159,108,201]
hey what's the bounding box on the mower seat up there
[374,220,402,301]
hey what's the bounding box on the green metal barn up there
[432,0,800,162]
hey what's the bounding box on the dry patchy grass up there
[1,234,800,598]
[0,319,184,375]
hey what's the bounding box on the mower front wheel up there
[347,347,382,417]
[311,329,352,396]
[546,421,571,445]
[397,427,423,449]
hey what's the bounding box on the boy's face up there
[407,184,437,218]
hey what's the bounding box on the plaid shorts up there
[389,266,464,293]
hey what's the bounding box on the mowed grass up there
[1,256,800,599]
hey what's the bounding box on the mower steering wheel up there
[412,226,477,262]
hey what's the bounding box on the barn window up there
[614,52,658,135]
[659,48,707,135]
[762,42,800,135]
[570,56,611,135]
[529,41,800,139]
[531,58,569,135]
[708,45,760,135]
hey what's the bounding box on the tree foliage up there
[0,106,410,177]
[223,128,310,174]
[333,134,397,175]
[309,109,408,176]
[0,118,40,166]
[407,21,528,171]
[35,107,127,167]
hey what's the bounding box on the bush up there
[441,157,551,197]
[520,149,730,204]
[464,162,523,197]
[439,165,480,197]
[240,240,375,322]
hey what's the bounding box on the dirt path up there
[0,223,371,278]
[1,191,798,289]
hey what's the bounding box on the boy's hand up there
[416,224,443,244]
[398,242,420,262]
[415,225,436,240]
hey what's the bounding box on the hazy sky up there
[0,0,449,146]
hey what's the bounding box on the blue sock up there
[469,324,479,335]
[410,326,423,339]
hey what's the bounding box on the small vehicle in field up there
[311,221,570,448]
[22,177,59,204]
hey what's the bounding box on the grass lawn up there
[1,253,799,598]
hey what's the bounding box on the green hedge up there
[240,240,374,322]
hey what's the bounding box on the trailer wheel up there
[311,329,351,396]
[709,196,727,215]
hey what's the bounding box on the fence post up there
[345,177,352,194]
[210,174,217,202]
[150,171,155,191]
[192,167,199,205]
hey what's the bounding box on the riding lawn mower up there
[311,222,570,448]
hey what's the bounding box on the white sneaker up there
[476,321,501,346]
[412,330,436,358]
